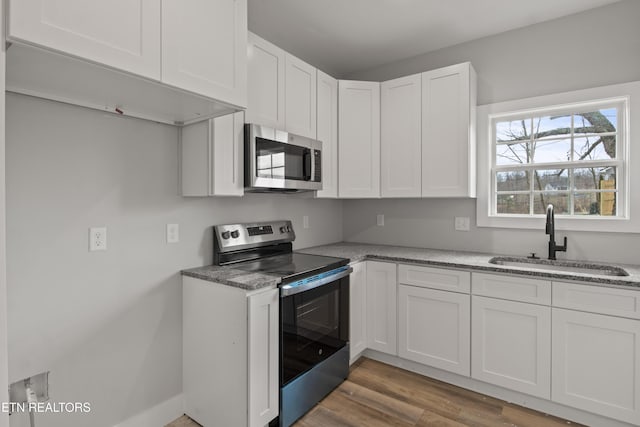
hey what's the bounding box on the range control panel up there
[214,220,295,253]
[247,225,273,236]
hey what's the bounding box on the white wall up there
[343,0,640,264]
[347,0,640,105]
[0,1,9,426]
[5,93,343,427]
[343,198,640,265]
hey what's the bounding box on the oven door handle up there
[280,266,353,297]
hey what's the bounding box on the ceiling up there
[248,0,622,78]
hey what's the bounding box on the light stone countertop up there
[297,242,640,289]
[181,265,281,290]
[182,242,640,290]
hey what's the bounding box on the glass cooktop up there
[232,252,349,284]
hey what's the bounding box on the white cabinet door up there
[246,32,285,129]
[552,308,640,425]
[285,54,316,138]
[8,0,161,79]
[338,80,381,198]
[212,112,244,196]
[472,296,551,398]
[162,0,247,107]
[398,285,470,376]
[366,262,397,355]
[181,112,244,197]
[422,62,476,197]
[248,289,279,427]
[316,70,338,198]
[381,73,422,197]
[349,262,367,363]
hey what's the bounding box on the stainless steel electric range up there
[213,220,352,427]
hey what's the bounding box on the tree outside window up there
[492,102,623,217]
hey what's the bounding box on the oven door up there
[280,267,350,386]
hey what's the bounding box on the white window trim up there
[477,81,640,233]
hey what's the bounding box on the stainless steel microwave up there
[244,123,322,192]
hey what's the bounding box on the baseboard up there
[113,394,184,427]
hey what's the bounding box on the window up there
[490,99,626,218]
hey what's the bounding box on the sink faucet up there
[545,204,567,260]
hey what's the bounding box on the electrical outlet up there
[167,223,179,243]
[89,227,107,251]
[377,214,384,226]
[454,217,470,232]
[303,215,309,229]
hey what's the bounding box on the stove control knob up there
[230,230,240,238]
[221,231,231,240]
[280,226,287,233]
[287,225,292,232]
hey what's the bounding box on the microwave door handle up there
[303,150,312,181]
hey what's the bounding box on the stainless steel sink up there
[488,256,629,277]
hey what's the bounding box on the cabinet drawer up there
[553,282,640,319]
[398,264,470,293]
[472,273,551,305]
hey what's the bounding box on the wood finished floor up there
[167,357,582,427]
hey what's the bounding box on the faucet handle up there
[559,236,568,251]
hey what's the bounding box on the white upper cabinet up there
[6,0,247,123]
[316,70,339,198]
[8,0,161,79]
[246,34,317,137]
[421,62,477,197]
[181,112,244,197]
[338,80,381,198]
[246,32,286,129]
[162,0,247,107]
[285,54,317,139]
[381,74,422,197]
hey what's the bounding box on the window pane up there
[533,169,569,191]
[533,193,569,214]
[496,142,530,165]
[492,101,624,219]
[496,119,530,142]
[574,192,616,216]
[573,136,615,160]
[532,115,571,140]
[272,152,285,167]
[574,108,617,134]
[574,167,616,190]
[497,194,530,214]
[496,171,529,191]
[531,139,571,163]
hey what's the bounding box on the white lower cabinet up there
[344,261,640,425]
[552,308,640,425]
[349,262,367,363]
[471,296,551,398]
[183,277,278,427]
[398,284,470,376]
[366,261,397,355]
[248,287,280,427]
